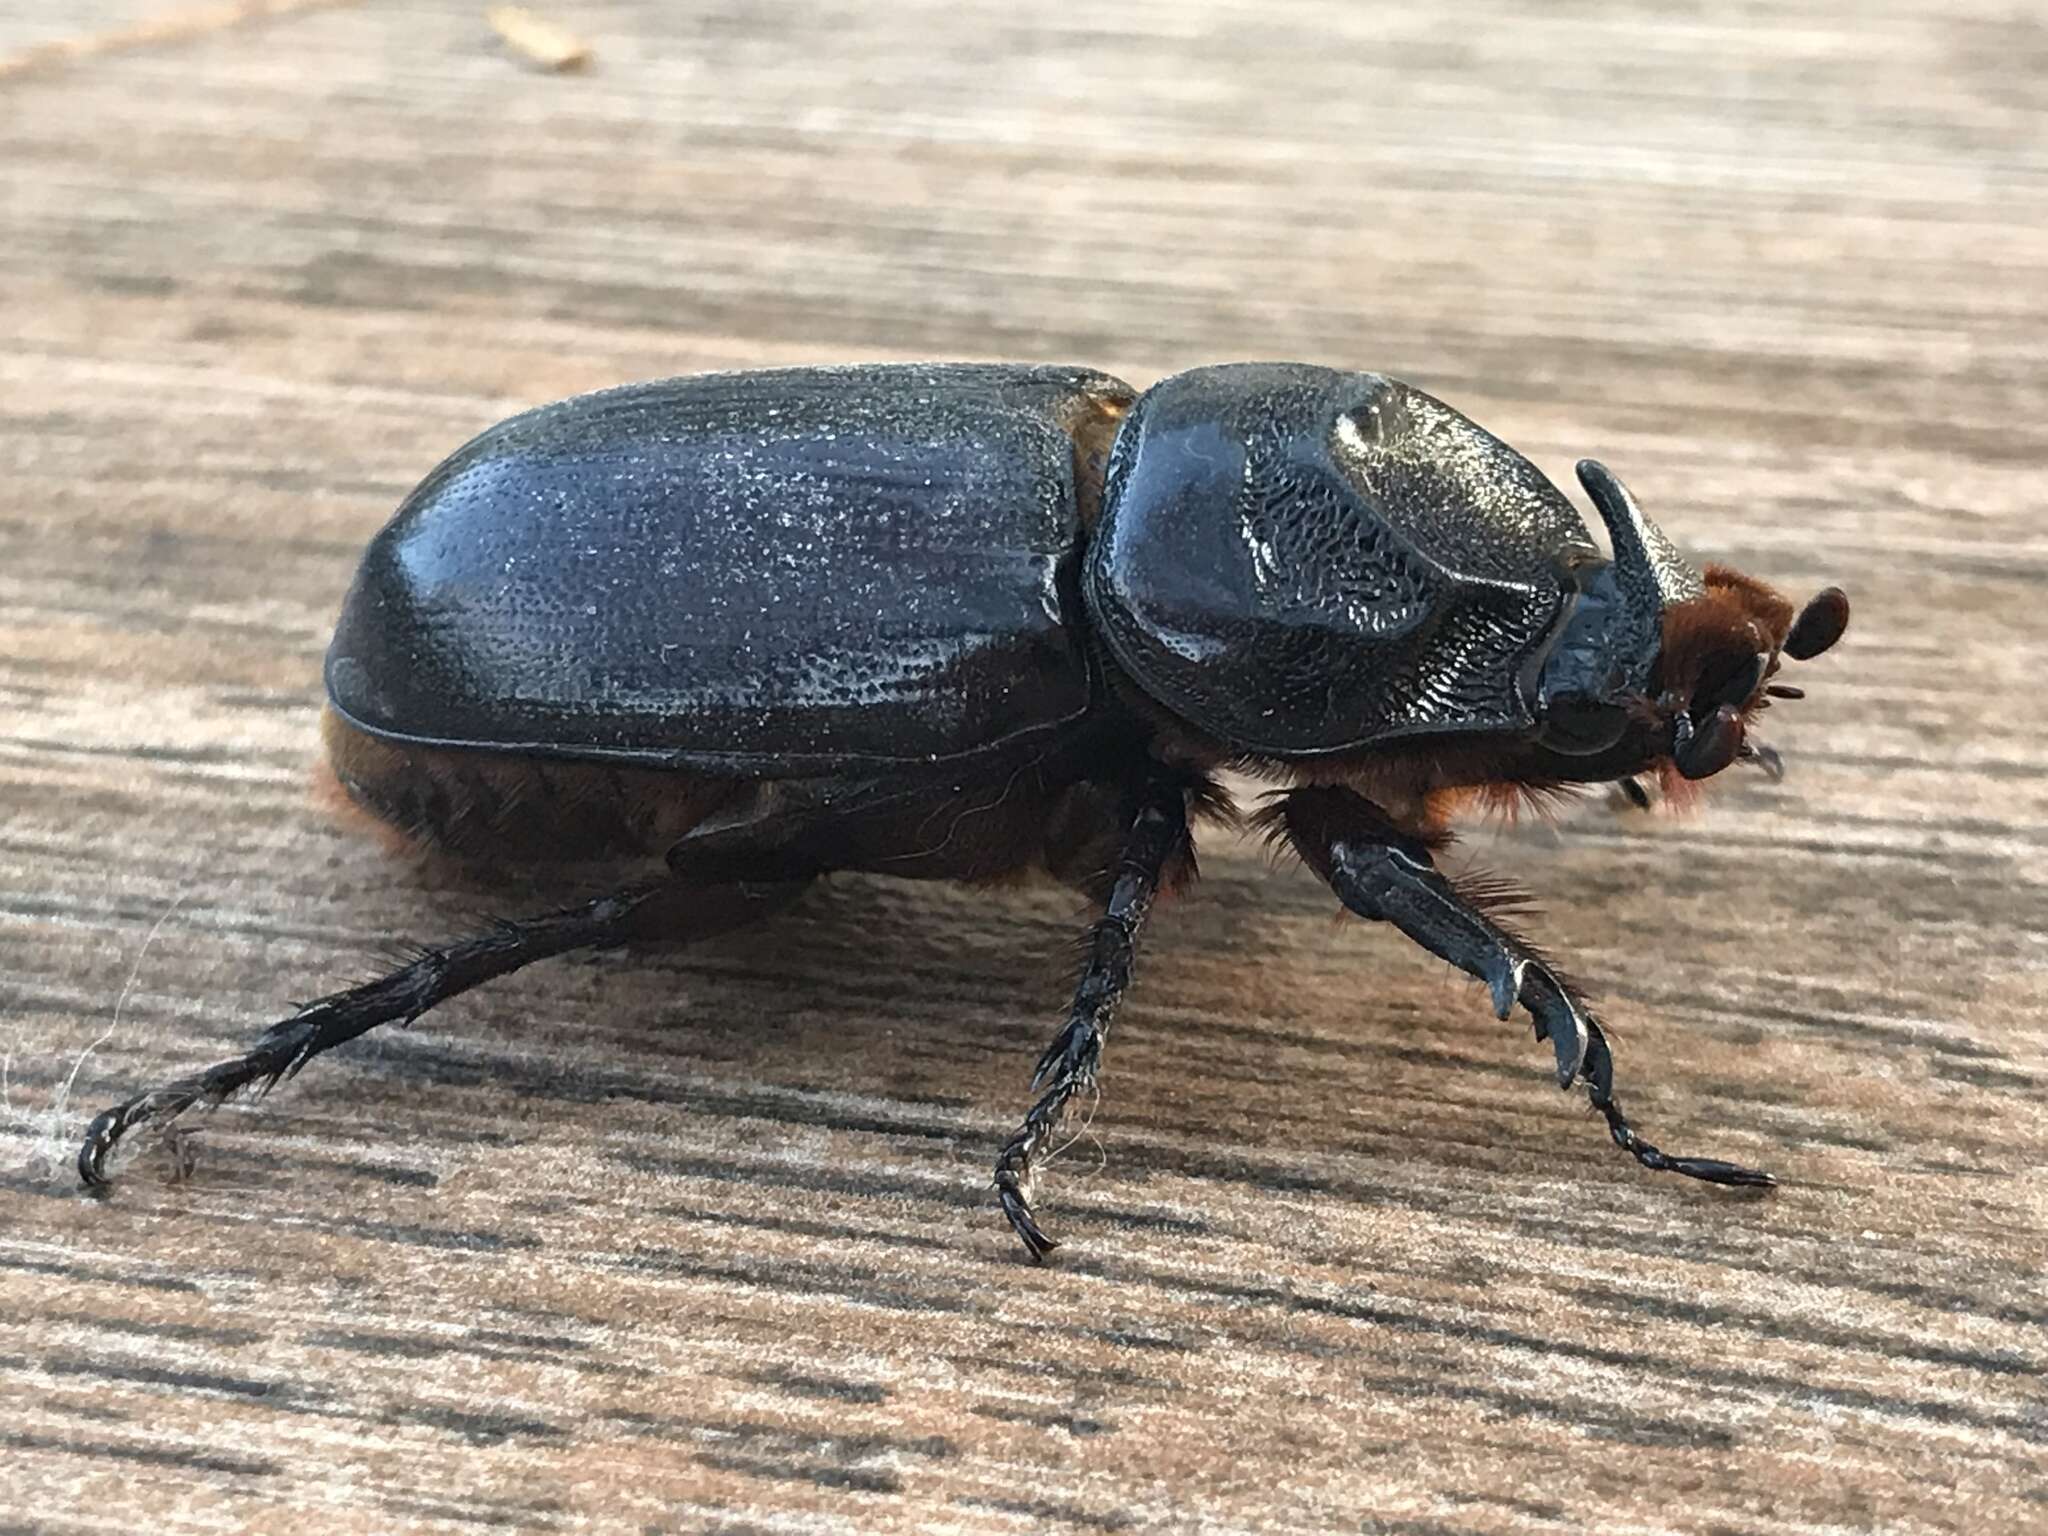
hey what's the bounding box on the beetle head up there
[1533,460,1849,787]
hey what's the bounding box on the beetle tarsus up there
[1578,1020,1775,1187]
[77,878,799,1188]
[996,1176,1061,1263]
[992,785,1188,1261]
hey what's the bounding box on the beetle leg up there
[77,878,804,1188]
[994,779,1190,1262]
[1273,787,1773,1189]
[1575,1019,1773,1185]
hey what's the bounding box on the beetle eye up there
[1695,649,1769,715]
[1540,700,1629,756]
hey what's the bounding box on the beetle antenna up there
[1784,586,1850,660]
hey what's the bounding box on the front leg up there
[1276,786,1773,1188]
[995,777,1190,1261]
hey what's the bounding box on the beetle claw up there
[76,1081,217,1189]
[996,1180,1061,1263]
[77,1106,127,1189]
[994,1110,1065,1263]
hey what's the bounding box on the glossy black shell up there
[1083,364,1599,755]
[327,364,1132,774]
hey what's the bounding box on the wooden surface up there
[3,3,2045,1531]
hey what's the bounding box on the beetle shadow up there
[345,846,1416,1140]
[344,864,1105,1123]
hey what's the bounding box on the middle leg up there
[994,776,1192,1260]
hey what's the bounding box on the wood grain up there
[2,2,2044,1531]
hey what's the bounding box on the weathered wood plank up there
[1,2,2043,1532]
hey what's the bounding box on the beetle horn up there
[1574,460,1706,694]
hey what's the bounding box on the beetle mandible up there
[78,363,1850,1258]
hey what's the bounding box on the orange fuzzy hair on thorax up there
[1657,564,1798,707]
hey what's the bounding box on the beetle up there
[77,362,1850,1259]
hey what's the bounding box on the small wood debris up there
[486,6,591,72]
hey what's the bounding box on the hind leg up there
[78,876,806,1186]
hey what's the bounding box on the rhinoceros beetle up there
[79,363,1849,1259]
